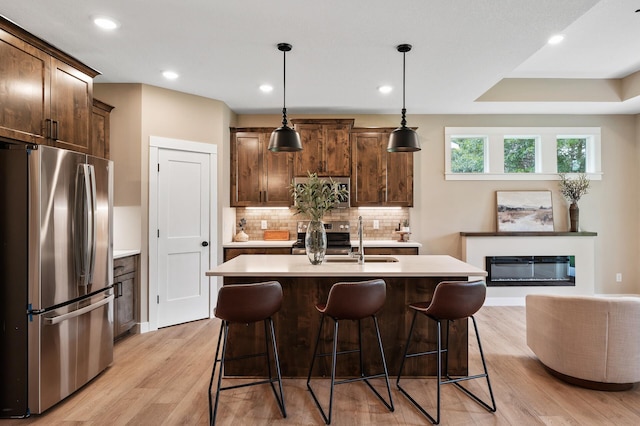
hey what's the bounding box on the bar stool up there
[396,280,496,424]
[307,279,394,425]
[208,281,286,426]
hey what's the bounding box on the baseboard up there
[485,297,525,306]
[137,322,151,334]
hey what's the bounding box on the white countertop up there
[222,240,422,248]
[113,249,140,259]
[223,240,296,248]
[206,254,486,278]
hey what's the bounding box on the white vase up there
[234,230,249,242]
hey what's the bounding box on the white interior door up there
[156,148,210,328]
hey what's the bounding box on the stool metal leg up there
[209,318,287,426]
[208,320,229,426]
[448,316,496,413]
[266,317,287,418]
[307,314,338,424]
[397,313,496,425]
[308,315,393,424]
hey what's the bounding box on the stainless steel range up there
[291,221,352,255]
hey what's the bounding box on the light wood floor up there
[3,306,640,425]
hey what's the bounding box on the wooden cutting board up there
[264,230,290,241]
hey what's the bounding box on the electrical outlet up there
[373,220,379,229]
[616,273,622,282]
[261,220,267,229]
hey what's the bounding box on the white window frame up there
[444,127,602,181]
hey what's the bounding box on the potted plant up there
[291,172,348,264]
[558,173,590,232]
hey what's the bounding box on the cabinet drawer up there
[114,256,136,277]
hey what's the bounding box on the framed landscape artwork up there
[496,191,554,232]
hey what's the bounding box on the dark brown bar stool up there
[208,281,286,426]
[307,279,394,425]
[396,280,496,424]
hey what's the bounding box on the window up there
[451,137,485,173]
[557,138,587,173]
[504,137,536,173]
[444,127,601,181]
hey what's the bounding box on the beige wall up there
[238,113,640,295]
[94,83,233,326]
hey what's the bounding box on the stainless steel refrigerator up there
[1,142,114,417]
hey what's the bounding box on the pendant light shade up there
[388,44,421,152]
[269,43,302,152]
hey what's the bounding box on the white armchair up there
[526,294,640,390]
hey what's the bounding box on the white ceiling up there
[2,0,639,115]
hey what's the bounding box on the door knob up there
[201,241,209,247]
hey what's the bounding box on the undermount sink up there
[324,256,399,263]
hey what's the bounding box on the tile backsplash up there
[234,207,410,241]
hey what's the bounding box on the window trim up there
[444,127,602,181]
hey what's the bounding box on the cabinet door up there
[0,29,50,144]
[264,149,293,205]
[50,58,93,153]
[114,273,136,338]
[351,130,414,207]
[386,148,413,206]
[323,124,351,176]
[351,132,385,205]
[231,132,262,206]
[293,124,324,176]
[90,100,113,159]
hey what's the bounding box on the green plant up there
[238,218,246,231]
[558,173,590,204]
[402,219,410,227]
[290,172,348,221]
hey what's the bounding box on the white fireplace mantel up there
[461,232,597,305]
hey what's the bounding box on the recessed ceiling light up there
[162,71,179,80]
[93,16,119,30]
[378,85,393,94]
[259,84,273,93]
[547,34,565,45]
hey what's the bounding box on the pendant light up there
[268,43,302,152]
[387,44,421,152]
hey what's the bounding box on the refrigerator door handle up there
[74,164,97,286]
[44,294,114,325]
[88,164,97,284]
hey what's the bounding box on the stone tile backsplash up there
[235,207,410,241]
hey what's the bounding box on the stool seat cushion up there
[318,279,386,320]
[411,280,486,321]
[215,281,282,323]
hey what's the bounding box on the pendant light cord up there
[401,50,407,127]
[282,48,288,127]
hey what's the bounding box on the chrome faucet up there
[358,216,364,264]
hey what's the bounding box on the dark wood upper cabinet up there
[292,119,353,176]
[91,99,114,159]
[0,17,100,155]
[50,59,93,153]
[230,129,293,207]
[351,128,413,207]
[0,27,50,144]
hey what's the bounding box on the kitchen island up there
[206,255,487,377]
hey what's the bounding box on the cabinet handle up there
[45,119,52,139]
[52,120,59,140]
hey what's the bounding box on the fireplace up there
[486,256,575,287]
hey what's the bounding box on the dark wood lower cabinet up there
[362,247,419,255]
[223,247,292,262]
[113,255,138,340]
[222,275,468,377]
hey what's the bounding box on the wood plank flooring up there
[2,306,639,425]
